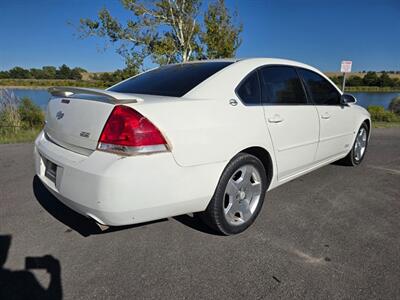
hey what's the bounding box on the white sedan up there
[34,58,370,235]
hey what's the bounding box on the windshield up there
[108,62,233,97]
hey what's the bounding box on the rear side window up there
[298,68,341,105]
[259,66,307,105]
[109,62,233,97]
[236,71,261,105]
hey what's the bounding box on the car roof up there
[179,57,321,74]
[181,57,311,66]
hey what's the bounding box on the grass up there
[372,121,400,129]
[0,127,42,144]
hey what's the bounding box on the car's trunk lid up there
[45,87,142,155]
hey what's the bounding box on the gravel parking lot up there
[1,128,399,299]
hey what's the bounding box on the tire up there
[340,122,369,166]
[200,153,268,235]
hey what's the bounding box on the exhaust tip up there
[96,223,110,232]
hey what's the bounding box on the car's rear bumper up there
[34,131,224,226]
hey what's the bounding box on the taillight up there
[97,105,168,155]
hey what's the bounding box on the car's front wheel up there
[200,153,267,235]
[341,122,369,166]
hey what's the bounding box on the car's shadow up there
[32,176,167,237]
[32,176,218,236]
[173,214,220,235]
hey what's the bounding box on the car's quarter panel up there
[34,131,226,225]
[263,106,320,179]
[129,95,274,169]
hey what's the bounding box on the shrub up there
[389,96,400,115]
[0,107,22,134]
[367,105,400,122]
[18,97,45,128]
[0,89,22,134]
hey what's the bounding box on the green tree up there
[70,68,83,80]
[0,71,9,79]
[346,75,363,86]
[363,71,379,86]
[96,67,138,86]
[8,67,31,79]
[202,0,242,59]
[378,72,393,87]
[30,68,44,79]
[78,0,242,68]
[41,66,57,79]
[56,64,72,79]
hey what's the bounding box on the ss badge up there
[80,131,90,138]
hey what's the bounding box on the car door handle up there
[321,112,331,119]
[268,114,284,123]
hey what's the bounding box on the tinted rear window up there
[109,62,233,97]
[236,71,261,105]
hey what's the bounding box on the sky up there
[0,0,399,72]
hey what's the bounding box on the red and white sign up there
[341,60,352,73]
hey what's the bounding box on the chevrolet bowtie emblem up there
[56,111,64,120]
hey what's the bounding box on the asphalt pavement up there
[1,128,399,299]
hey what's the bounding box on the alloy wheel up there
[354,127,367,161]
[223,164,262,225]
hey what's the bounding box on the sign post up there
[340,60,352,92]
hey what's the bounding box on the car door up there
[297,68,355,162]
[259,66,320,180]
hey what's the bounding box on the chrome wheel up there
[223,164,262,226]
[354,127,367,161]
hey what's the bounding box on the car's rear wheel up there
[341,122,369,166]
[200,153,267,235]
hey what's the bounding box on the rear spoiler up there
[48,87,142,104]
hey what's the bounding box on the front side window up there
[109,62,233,97]
[297,68,341,105]
[259,66,307,105]
[236,71,261,105]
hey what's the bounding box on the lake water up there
[3,88,399,110]
[352,92,398,109]
[7,89,52,110]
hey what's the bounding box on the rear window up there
[109,62,233,97]
[236,71,261,105]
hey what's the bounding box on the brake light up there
[97,105,168,155]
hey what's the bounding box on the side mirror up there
[341,93,357,105]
